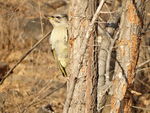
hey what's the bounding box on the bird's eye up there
[55,16,61,19]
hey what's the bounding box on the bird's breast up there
[50,27,68,49]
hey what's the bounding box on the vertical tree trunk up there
[64,0,145,113]
[63,0,97,113]
[110,0,144,113]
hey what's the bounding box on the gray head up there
[48,14,68,27]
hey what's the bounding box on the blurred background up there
[0,0,150,113]
[0,0,68,113]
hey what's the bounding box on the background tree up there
[0,0,149,113]
[64,0,147,113]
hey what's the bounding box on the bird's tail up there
[58,61,67,77]
[51,49,67,77]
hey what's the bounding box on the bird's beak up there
[48,16,54,20]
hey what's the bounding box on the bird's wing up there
[51,49,67,77]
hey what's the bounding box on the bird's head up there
[48,14,68,27]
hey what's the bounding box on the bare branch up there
[132,105,150,111]
[135,78,150,90]
[136,59,150,69]
[105,31,120,83]
[0,31,51,85]
[22,82,66,113]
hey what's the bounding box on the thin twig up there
[22,82,66,113]
[98,104,111,110]
[135,78,150,90]
[136,59,150,69]
[38,1,44,36]
[136,67,150,73]
[0,31,51,85]
[21,80,53,113]
[63,0,105,113]
[132,105,150,111]
[99,11,116,14]
[105,31,120,83]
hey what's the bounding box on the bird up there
[48,14,68,77]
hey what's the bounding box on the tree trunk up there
[64,0,145,113]
[110,0,144,113]
[63,0,97,113]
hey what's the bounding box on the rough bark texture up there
[110,0,143,113]
[65,0,145,113]
[65,0,97,113]
[97,29,111,111]
[85,34,97,113]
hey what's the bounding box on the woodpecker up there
[48,14,68,76]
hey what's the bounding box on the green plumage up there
[51,49,67,77]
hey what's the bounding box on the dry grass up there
[0,0,68,113]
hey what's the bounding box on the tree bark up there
[63,0,98,113]
[97,1,121,112]
[64,0,145,113]
[110,0,144,113]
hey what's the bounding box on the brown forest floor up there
[0,0,150,113]
[0,0,68,113]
